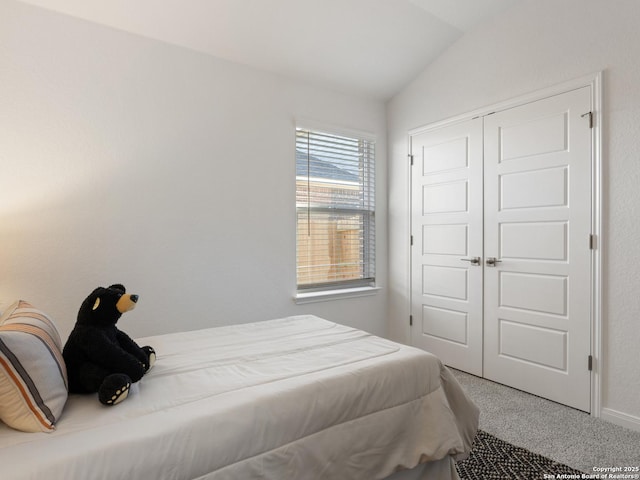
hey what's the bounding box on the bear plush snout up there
[116,293,138,313]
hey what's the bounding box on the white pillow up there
[0,300,68,432]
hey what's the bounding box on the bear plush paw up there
[142,346,156,372]
[99,373,132,406]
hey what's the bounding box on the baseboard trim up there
[601,407,640,432]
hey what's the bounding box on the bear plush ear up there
[109,284,126,293]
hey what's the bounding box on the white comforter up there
[0,316,478,480]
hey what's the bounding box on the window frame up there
[294,122,377,300]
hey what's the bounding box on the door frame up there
[407,72,603,418]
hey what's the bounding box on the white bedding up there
[0,315,478,480]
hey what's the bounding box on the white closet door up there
[483,86,592,412]
[410,118,484,376]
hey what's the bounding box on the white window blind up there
[296,127,375,290]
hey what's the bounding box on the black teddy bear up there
[63,284,155,406]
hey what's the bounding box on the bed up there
[0,314,479,480]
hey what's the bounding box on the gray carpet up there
[451,369,640,473]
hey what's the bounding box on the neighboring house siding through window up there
[296,127,375,291]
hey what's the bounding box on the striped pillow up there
[0,300,68,432]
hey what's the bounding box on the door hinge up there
[409,315,413,326]
[410,235,414,246]
[588,355,593,371]
[581,111,594,128]
[589,234,597,250]
[408,153,414,166]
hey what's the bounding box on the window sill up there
[293,286,381,304]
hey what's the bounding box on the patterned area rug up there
[456,430,585,479]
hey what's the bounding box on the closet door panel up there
[410,118,483,376]
[483,86,592,412]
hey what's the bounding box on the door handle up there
[486,257,502,267]
[460,257,481,266]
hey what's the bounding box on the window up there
[296,127,375,292]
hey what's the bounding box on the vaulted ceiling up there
[17,0,522,100]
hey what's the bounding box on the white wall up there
[0,0,388,340]
[387,0,640,427]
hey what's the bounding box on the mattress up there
[0,315,478,480]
